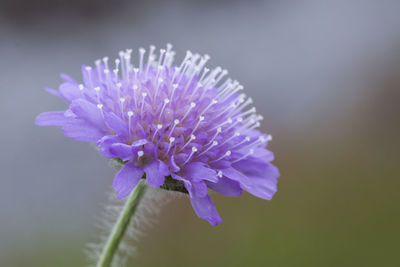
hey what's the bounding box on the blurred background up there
[1,0,399,266]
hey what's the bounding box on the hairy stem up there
[96,180,147,267]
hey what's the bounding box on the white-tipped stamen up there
[181,134,196,151]
[166,137,175,154]
[168,119,180,138]
[198,140,218,157]
[152,124,163,141]
[181,102,196,121]
[211,150,231,162]
[183,146,198,165]
[158,98,170,120]
[231,149,254,164]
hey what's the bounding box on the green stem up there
[96,180,147,267]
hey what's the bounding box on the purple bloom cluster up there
[36,44,279,225]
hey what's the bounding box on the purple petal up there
[235,163,280,200]
[131,139,148,147]
[97,135,121,158]
[206,177,242,197]
[143,160,169,187]
[109,143,134,161]
[70,99,106,130]
[45,87,62,98]
[226,160,280,200]
[170,173,207,198]
[62,119,104,142]
[59,82,81,101]
[183,162,218,183]
[190,195,222,226]
[35,111,66,126]
[104,112,129,138]
[113,162,144,199]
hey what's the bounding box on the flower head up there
[36,44,279,225]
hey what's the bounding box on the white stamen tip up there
[127,111,134,117]
[97,104,103,109]
[133,68,139,73]
[245,136,251,141]
[157,124,163,129]
[169,137,175,142]
[249,149,254,154]
[212,141,218,146]
[190,102,196,108]
[85,66,92,71]
[137,150,144,157]
[234,132,241,136]
[174,119,180,124]
[227,118,233,124]
[192,147,198,152]
[116,82,122,88]
[164,98,170,104]
[94,87,100,92]
[217,171,223,178]
[78,84,84,91]
[173,84,179,88]
[267,135,273,141]
[199,116,205,121]
[133,85,138,90]
[119,97,125,103]
[225,150,231,156]
[142,92,147,97]
[191,134,196,140]
[217,127,222,133]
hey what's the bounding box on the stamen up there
[231,149,254,164]
[198,140,218,157]
[205,127,222,146]
[208,117,233,132]
[168,119,180,138]
[228,136,251,150]
[152,124,163,141]
[211,150,231,162]
[140,92,147,117]
[158,98,170,120]
[181,134,196,151]
[190,116,205,135]
[220,132,240,146]
[199,99,218,116]
[183,146,198,165]
[139,48,145,72]
[127,111,134,136]
[217,171,223,178]
[137,150,144,159]
[166,137,175,154]
[181,102,196,121]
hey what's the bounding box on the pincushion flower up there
[36,44,279,226]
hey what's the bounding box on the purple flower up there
[36,44,279,226]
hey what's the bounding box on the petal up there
[70,99,106,129]
[143,160,169,187]
[59,82,81,101]
[45,87,62,98]
[35,111,67,126]
[183,162,218,183]
[97,135,120,158]
[170,173,207,198]
[109,143,134,161]
[206,177,242,197]
[104,112,129,138]
[190,195,222,226]
[227,160,280,200]
[62,119,104,142]
[113,162,144,199]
